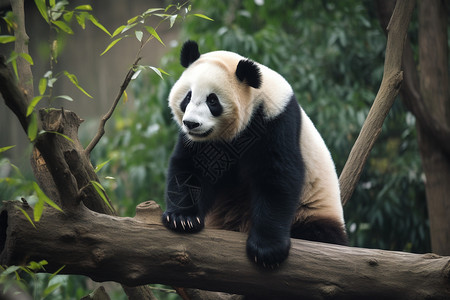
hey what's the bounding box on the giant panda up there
[162,40,347,268]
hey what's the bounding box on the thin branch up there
[85,57,142,156]
[339,0,415,205]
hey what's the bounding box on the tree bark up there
[1,200,450,300]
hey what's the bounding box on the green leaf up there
[34,195,44,222]
[49,265,65,280]
[143,8,164,16]
[43,131,74,143]
[76,12,87,29]
[123,89,128,103]
[120,23,137,34]
[111,25,126,37]
[52,20,74,34]
[16,206,36,229]
[18,53,34,65]
[39,77,47,95]
[144,26,165,46]
[49,0,56,7]
[127,15,139,25]
[95,159,111,173]
[75,5,93,11]
[27,95,44,116]
[0,35,16,44]
[55,95,74,101]
[169,14,178,28]
[100,37,123,56]
[63,71,93,98]
[0,145,15,154]
[27,112,38,142]
[192,14,214,21]
[34,0,49,23]
[87,14,111,36]
[91,181,113,211]
[148,66,169,79]
[33,181,63,213]
[43,283,61,298]
[63,11,74,22]
[135,30,143,42]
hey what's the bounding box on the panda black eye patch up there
[180,91,191,112]
[206,93,223,116]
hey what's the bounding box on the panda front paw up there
[162,211,204,233]
[246,234,291,268]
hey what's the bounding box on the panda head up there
[168,40,262,142]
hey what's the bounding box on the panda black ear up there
[235,59,262,89]
[180,40,201,68]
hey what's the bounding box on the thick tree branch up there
[1,200,449,299]
[339,0,415,205]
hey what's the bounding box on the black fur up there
[180,40,200,68]
[235,59,262,89]
[163,96,304,267]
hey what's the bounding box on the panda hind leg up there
[291,218,348,246]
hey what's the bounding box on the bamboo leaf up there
[127,15,139,25]
[169,14,178,28]
[94,159,111,173]
[192,14,214,21]
[75,5,92,11]
[143,8,164,16]
[63,11,73,22]
[91,181,113,211]
[43,283,61,298]
[100,37,123,56]
[76,12,87,29]
[34,0,49,23]
[112,25,126,37]
[0,35,16,44]
[33,196,44,222]
[135,30,143,42]
[18,53,34,65]
[87,14,111,36]
[123,90,128,103]
[144,26,165,46]
[16,206,36,229]
[43,131,74,143]
[52,20,74,34]
[33,181,63,213]
[27,112,38,141]
[27,96,44,116]
[39,77,47,95]
[55,95,74,101]
[0,145,15,154]
[63,71,93,98]
[49,265,65,280]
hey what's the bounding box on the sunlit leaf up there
[169,14,178,28]
[0,145,15,154]
[52,20,74,34]
[63,11,73,22]
[131,69,142,80]
[18,53,34,65]
[39,77,47,95]
[144,26,165,46]
[127,15,139,25]
[33,181,63,213]
[76,12,86,29]
[33,195,44,222]
[75,5,92,11]
[100,37,123,56]
[34,0,49,23]
[91,181,113,211]
[192,14,214,21]
[0,35,16,44]
[27,112,38,142]
[87,14,111,36]
[16,206,36,229]
[112,25,126,37]
[27,95,44,116]
[123,89,128,103]
[95,159,111,173]
[143,8,164,16]
[63,71,93,98]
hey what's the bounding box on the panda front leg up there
[246,164,302,268]
[162,145,209,233]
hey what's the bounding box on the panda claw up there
[166,215,170,223]
[173,220,177,228]
[181,220,186,230]
[196,217,201,224]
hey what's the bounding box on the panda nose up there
[183,120,200,130]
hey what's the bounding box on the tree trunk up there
[417,0,450,256]
[1,200,450,300]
